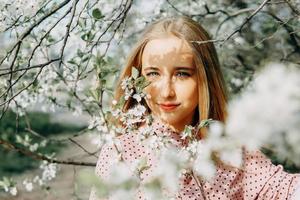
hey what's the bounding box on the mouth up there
[159,103,180,111]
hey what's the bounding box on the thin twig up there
[193,0,271,45]
[58,0,80,68]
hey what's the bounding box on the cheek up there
[144,85,157,107]
[144,81,160,99]
[175,80,198,100]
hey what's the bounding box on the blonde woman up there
[90,16,300,200]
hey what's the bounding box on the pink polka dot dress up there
[89,121,300,200]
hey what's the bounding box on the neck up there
[152,117,191,133]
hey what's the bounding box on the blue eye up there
[146,72,160,77]
[176,72,191,77]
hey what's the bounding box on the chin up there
[160,117,180,126]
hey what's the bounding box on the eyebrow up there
[143,66,195,71]
[143,67,159,71]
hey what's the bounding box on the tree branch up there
[0,138,96,167]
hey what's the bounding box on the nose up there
[160,77,175,98]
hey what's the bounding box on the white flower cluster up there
[22,179,33,192]
[38,67,59,95]
[40,161,58,181]
[149,148,189,194]
[226,63,300,164]
[121,77,134,101]
[15,134,47,152]
[4,161,58,196]
[0,177,17,196]
[0,0,44,31]
[88,116,108,132]
[177,121,242,181]
[120,75,148,102]
[4,186,18,196]
[137,125,177,151]
[111,69,151,133]
[9,89,37,116]
[19,160,59,195]
[7,186,17,196]
[90,127,121,150]
[8,67,61,115]
[112,104,147,130]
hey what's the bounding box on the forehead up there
[142,36,194,67]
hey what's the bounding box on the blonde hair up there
[114,16,228,138]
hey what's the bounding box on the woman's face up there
[141,36,199,132]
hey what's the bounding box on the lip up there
[159,103,180,111]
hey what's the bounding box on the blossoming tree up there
[0,0,299,198]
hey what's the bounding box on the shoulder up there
[243,150,273,173]
[242,150,300,199]
[211,150,300,199]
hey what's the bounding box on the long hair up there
[114,16,228,138]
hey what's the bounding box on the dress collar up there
[150,120,189,147]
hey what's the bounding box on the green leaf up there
[82,55,90,63]
[199,119,213,128]
[3,177,11,186]
[77,49,84,57]
[135,76,150,92]
[92,8,104,20]
[67,59,77,65]
[46,35,55,43]
[131,67,139,80]
[81,31,95,41]
[32,79,39,88]
[16,135,23,143]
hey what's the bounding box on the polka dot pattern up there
[90,122,300,200]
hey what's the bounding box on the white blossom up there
[149,148,187,194]
[33,176,43,186]
[112,99,118,105]
[219,147,243,168]
[0,0,43,30]
[121,77,133,90]
[108,162,137,185]
[137,125,154,142]
[127,104,146,117]
[147,135,166,150]
[124,89,134,100]
[29,143,39,152]
[193,142,216,181]
[23,179,33,192]
[9,186,17,196]
[40,161,58,182]
[184,140,198,156]
[132,93,142,102]
[88,115,108,133]
[208,121,224,138]
[226,63,300,152]
[231,78,243,88]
